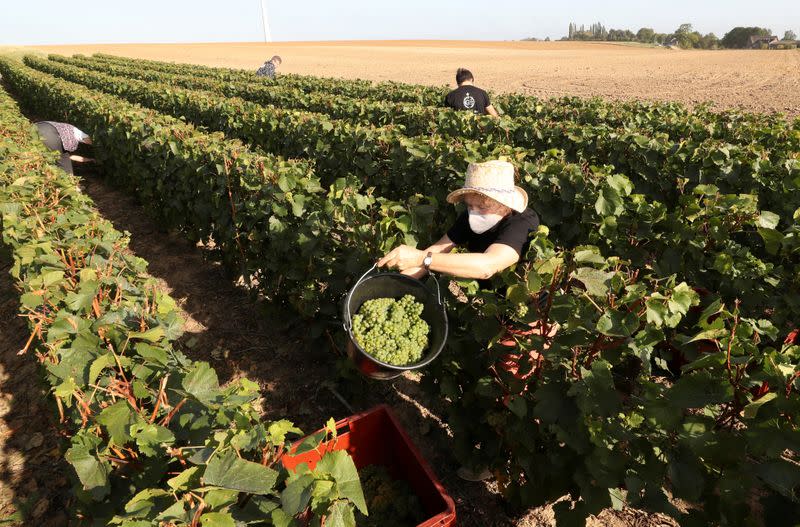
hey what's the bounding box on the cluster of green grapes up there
[352,295,429,366]
[354,464,425,527]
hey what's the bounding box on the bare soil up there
[27,40,800,117]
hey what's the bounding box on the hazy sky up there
[2,0,798,45]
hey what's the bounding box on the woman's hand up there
[377,245,425,272]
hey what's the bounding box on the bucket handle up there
[343,263,443,333]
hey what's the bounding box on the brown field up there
[27,40,800,117]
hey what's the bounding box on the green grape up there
[352,295,430,366]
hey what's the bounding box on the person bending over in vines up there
[34,121,94,175]
[255,55,282,79]
[378,159,553,481]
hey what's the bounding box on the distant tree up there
[700,33,720,49]
[675,23,698,48]
[785,30,797,41]
[653,32,671,45]
[636,27,656,43]
[721,27,773,48]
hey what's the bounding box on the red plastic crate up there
[281,405,457,527]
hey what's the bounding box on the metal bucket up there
[343,265,448,380]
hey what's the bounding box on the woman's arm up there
[427,243,518,279]
[378,234,456,278]
[378,241,519,280]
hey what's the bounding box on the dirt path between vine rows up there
[0,257,71,525]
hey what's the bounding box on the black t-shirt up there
[444,85,491,115]
[447,207,539,254]
[446,208,539,289]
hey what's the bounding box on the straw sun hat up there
[446,160,528,213]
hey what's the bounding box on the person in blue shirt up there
[255,56,282,78]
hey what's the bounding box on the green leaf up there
[682,352,726,372]
[198,512,235,527]
[132,422,175,456]
[270,508,294,527]
[757,211,780,229]
[167,467,201,491]
[645,299,668,326]
[668,371,734,408]
[758,228,784,255]
[97,401,139,444]
[65,290,95,311]
[574,249,606,265]
[505,284,529,304]
[668,451,705,501]
[595,186,624,216]
[310,480,337,511]
[504,394,527,418]
[268,420,303,445]
[688,329,727,343]
[204,489,240,509]
[155,500,192,523]
[668,283,698,316]
[88,353,116,385]
[135,343,169,366]
[42,270,64,287]
[204,451,278,495]
[608,488,626,511]
[281,472,315,516]
[569,360,621,416]
[325,501,356,527]
[756,460,800,497]
[125,488,170,513]
[182,361,221,404]
[572,267,614,298]
[607,174,634,195]
[155,500,191,521]
[64,444,110,499]
[128,326,165,342]
[20,292,44,308]
[315,451,367,514]
[743,392,777,419]
[596,310,640,337]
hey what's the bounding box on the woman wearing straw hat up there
[379,159,548,481]
[378,160,538,282]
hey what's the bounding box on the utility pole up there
[260,0,272,43]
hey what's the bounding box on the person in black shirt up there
[378,160,537,283]
[378,160,550,482]
[443,68,499,117]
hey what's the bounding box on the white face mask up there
[468,210,505,234]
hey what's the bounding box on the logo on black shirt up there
[463,92,476,109]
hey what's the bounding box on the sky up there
[2,0,798,45]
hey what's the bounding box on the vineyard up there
[0,52,798,526]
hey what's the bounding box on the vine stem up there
[726,300,740,384]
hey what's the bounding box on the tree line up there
[558,22,798,49]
